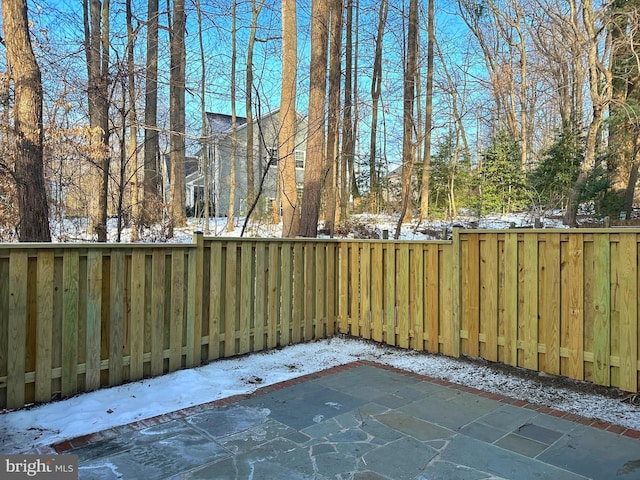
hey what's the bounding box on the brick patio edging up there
[52,360,640,454]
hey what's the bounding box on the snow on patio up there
[1,336,638,454]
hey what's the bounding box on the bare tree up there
[195,0,211,233]
[325,0,343,235]
[143,0,161,225]
[564,0,613,226]
[227,0,238,232]
[369,0,388,213]
[83,0,110,241]
[245,0,265,218]
[299,0,329,237]
[419,0,435,221]
[607,4,640,216]
[395,0,419,237]
[169,0,186,232]
[2,0,51,241]
[340,0,355,220]
[126,0,139,241]
[458,0,533,170]
[279,0,300,237]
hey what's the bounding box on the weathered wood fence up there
[1,229,638,409]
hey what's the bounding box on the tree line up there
[1,0,639,242]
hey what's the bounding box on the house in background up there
[187,109,308,217]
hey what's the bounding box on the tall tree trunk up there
[279,0,300,237]
[419,0,435,221]
[84,0,110,242]
[340,0,354,221]
[396,0,418,237]
[245,0,264,219]
[350,0,360,201]
[126,0,139,241]
[325,0,343,236]
[299,0,329,237]
[2,0,51,241]
[169,0,186,232]
[143,0,160,225]
[195,0,210,233]
[227,0,237,232]
[369,0,388,213]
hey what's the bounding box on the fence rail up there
[1,229,638,409]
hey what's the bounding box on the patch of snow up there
[1,337,637,455]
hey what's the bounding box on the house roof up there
[204,109,307,137]
[205,113,247,134]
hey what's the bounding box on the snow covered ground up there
[47,211,568,244]
[1,336,638,455]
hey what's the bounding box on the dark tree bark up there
[419,0,435,221]
[169,0,186,231]
[325,0,343,236]
[299,0,329,237]
[395,0,418,238]
[2,0,51,241]
[340,0,355,221]
[83,0,110,242]
[279,0,300,237]
[143,0,161,224]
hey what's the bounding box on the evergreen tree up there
[476,131,527,215]
[530,126,583,210]
[428,131,472,218]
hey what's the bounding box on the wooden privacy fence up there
[0,229,639,410]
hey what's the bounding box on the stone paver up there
[51,361,640,480]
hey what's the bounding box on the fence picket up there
[618,234,638,392]
[315,244,326,338]
[254,243,267,351]
[503,233,519,366]
[267,243,280,348]
[360,243,372,340]
[7,251,28,408]
[304,243,315,341]
[384,244,396,346]
[170,250,185,371]
[239,242,253,354]
[130,250,145,380]
[151,249,166,373]
[523,233,539,371]
[426,244,440,353]
[541,234,560,375]
[566,234,584,380]
[35,251,54,402]
[280,243,293,346]
[371,243,383,342]
[85,251,102,391]
[410,245,424,351]
[480,234,498,361]
[224,243,237,357]
[396,244,409,349]
[462,234,480,358]
[61,251,79,397]
[108,250,125,385]
[592,234,611,386]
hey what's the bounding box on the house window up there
[295,150,305,169]
[268,148,278,166]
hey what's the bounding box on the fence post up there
[187,232,205,368]
[450,228,462,357]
